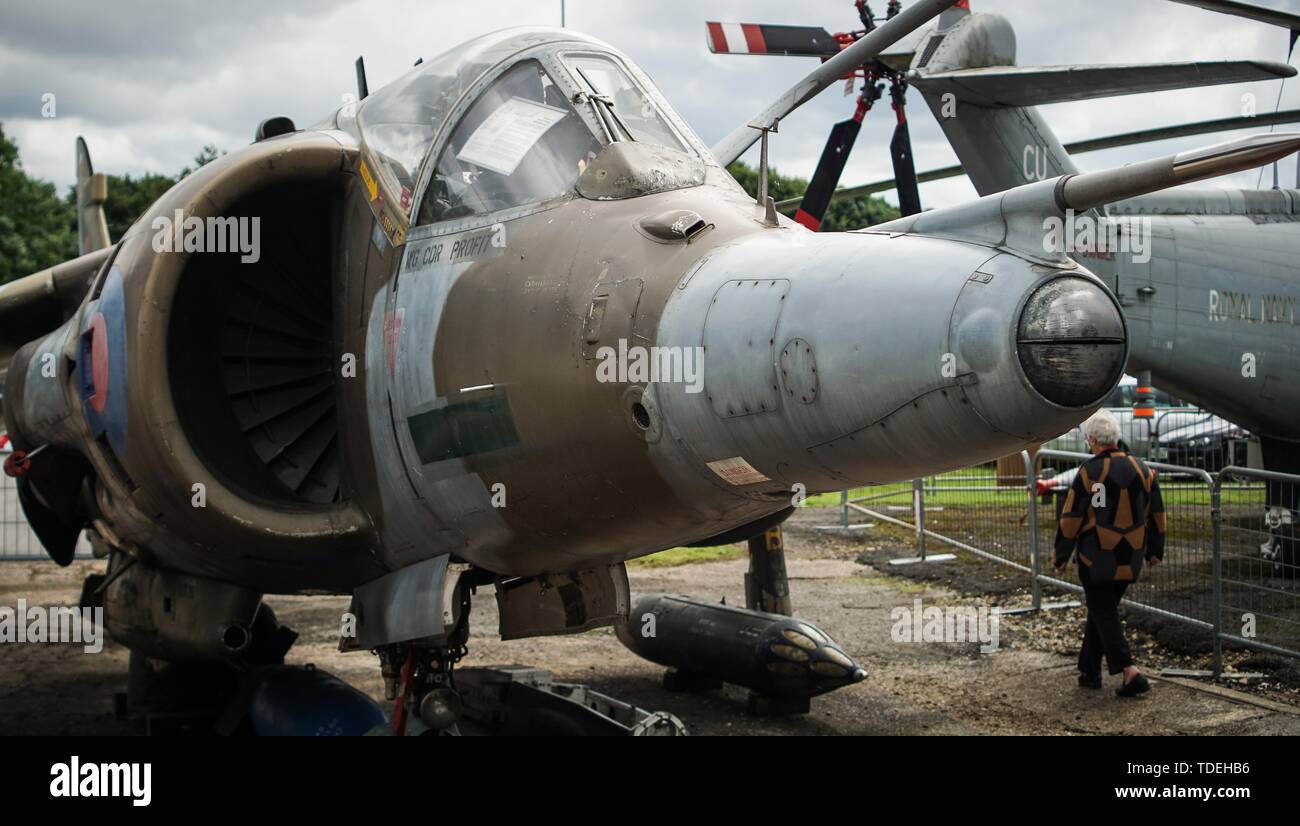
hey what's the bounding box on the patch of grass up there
[801,470,1264,510]
[628,544,746,569]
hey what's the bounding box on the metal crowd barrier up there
[1213,466,1300,668]
[832,449,1300,673]
[0,471,46,560]
[0,467,92,561]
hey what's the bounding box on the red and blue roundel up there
[78,266,128,457]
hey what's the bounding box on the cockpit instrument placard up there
[457,97,568,176]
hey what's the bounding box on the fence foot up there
[813,523,874,532]
[888,553,956,566]
[1160,668,1265,685]
[994,600,1080,616]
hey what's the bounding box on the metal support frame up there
[887,478,955,565]
[746,526,792,616]
[814,489,874,532]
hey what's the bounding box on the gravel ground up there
[2,506,1298,735]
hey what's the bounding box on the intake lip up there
[1016,276,1127,408]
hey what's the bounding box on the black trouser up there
[1078,567,1133,676]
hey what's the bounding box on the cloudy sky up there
[2,0,1298,210]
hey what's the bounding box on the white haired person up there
[1053,410,1166,697]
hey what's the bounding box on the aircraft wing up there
[1168,0,1300,37]
[0,250,107,423]
[910,60,1297,107]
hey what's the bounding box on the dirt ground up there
[2,506,1299,735]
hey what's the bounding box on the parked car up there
[1158,417,1250,472]
[1042,375,1196,455]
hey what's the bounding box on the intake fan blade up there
[222,262,340,505]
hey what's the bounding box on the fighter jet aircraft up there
[1,0,1297,733]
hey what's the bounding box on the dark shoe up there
[1078,672,1102,689]
[1116,673,1150,698]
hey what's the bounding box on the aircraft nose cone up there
[1016,276,1126,407]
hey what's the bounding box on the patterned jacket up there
[1054,449,1166,582]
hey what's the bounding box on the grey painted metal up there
[867,133,1300,272]
[776,110,1300,212]
[1213,475,1225,675]
[649,233,1124,498]
[710,0,954,167]
[911,61,1294,108]
[1025,449,1042,611]
[909,12,1078,199]
[1107,204,1300,441]
[891,6,1300,454]
[914,478,925,559]
[350,555,456,648]
[1168,0,1300,32]
[1064,134,1300,211]
[907,8,1300,210]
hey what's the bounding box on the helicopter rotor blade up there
[795,117,865,231]
[711,0,955,166]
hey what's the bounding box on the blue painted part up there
[78,267,129,456]
[249,665,389,736]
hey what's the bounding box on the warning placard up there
[706,456,771,486]
[456,97,567,177]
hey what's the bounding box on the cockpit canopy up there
[351,28,709,229]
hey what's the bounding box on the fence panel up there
[830,449,1300,670]
[1036,449,1218,629]
[843,464,1035,569]
[0,472,46,560]
[0,460,92,561]
[1215,466,1300,661]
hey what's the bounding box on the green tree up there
[726,160,901,231]
[0,124,77,284]
[725,160,810,204]
[0,126,227,285]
